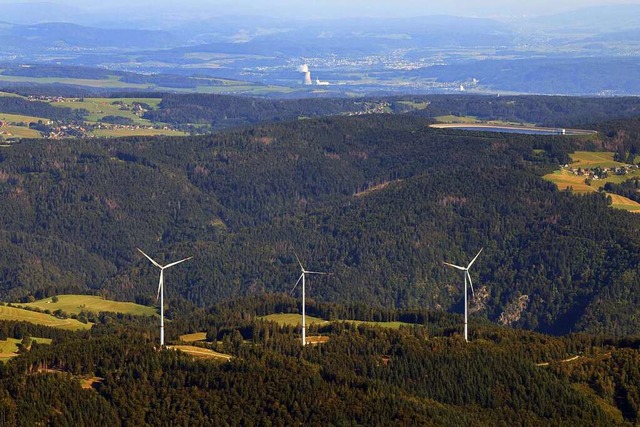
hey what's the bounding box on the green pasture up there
[569,151,626,169]
[396,101,430,110]
[50,97,159,123]
[260,313,413,329]
[0,112,50,123]
[434,115,481,124]
[89,127,186,138]
[0,305,92,330]
[1,125,41,138]
[21,295,156,316]
[260,313,328,326]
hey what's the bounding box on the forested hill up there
[136,92,640,129]
[1,308,639,425]
[1,113,640,336]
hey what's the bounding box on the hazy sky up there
[2,0,640,19]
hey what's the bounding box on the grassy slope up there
[0,305,91,330]
[21,295,156,316]
[260,313,413,329]
[171,345,232,361]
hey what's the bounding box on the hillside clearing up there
[171,345,232,361]
[179,332,207,342]
[0,305,92,330]
[260,313,414,329]
[21,295,156,316]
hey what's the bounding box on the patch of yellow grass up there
[21,295,156,316]
[179,332,207,343]
[570,152,625,169]
[89,128,186,138]
[608,193,640,212]
[544,170,595,194]
[259,313,328,326]
[171,345,232,361]
[0,305,92,330]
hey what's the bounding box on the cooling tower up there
[303,71,312,85]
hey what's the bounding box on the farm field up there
[260,313,413,329]
[171,345,232,361]
[21,295,157,316]
[544,169,596,193]
[0,305,92,330]
[0,337,52,362]
[569,151,627,169]
[608,194,640,212]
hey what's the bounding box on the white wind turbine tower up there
[137,248,192,347]
[290,252,328,346]
[443,248,483,342]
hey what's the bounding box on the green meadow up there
[0,305,92,330]
[21,294,156,317]
[260,313,414,329]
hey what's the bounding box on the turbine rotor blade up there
[293,251,305,271]
[305,271,328,275]
[156,270,163,302]
[290,273,304,295]
[164,256,193,269]
[467,271,475,298]
[137,248,163,269]
[443,262,466,271]
[467,248,483,269]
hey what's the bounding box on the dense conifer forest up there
[0,94,639,424]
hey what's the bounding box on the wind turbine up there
[290,252,328,346]
[137,248,192,347]
[443,248,483,342]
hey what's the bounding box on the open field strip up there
[21,295,156,316]
[179,332,207,342]
[260,313,328,326]
[0,112,50,123]
[569,151,626,168]
[260,313,413,329]
[0,305,91,330]
[608,194,640,212]
[1,125,41,138]
[171,345,232,361]
[90,128,187,137]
